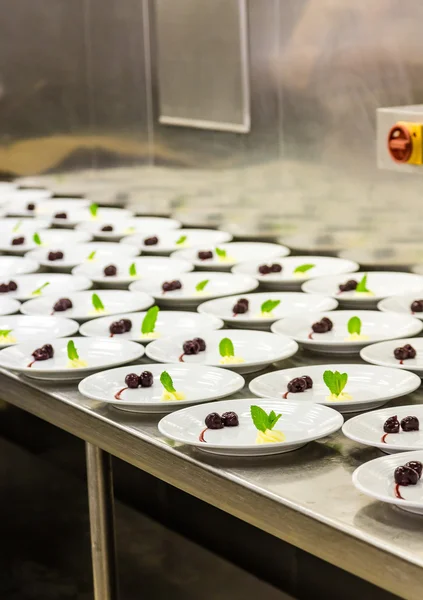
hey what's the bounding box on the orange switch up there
[387,121,423,165]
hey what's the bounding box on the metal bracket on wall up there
[154,0,250,134]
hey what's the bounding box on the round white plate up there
[378,294,423,320]
[0,297,21,316]
[249,364,421,414]
[59,206,134,228]
[0,273,91,301]
[0,256,39,276]
[20,289,154,323]
[76,216,181,241]
[352,450,423,514]
[0,337,144,381]
[121,228,233,255]
[5,189,53,216]
[302,271,423,309]
[158,398,343,456]
[171,242,290,271]
[25,241,139,272]
[343,405,423,453]
[0,229,92,255]
[34,198,90,223]
[0,315,79,348]
[271,310,422,354]
[0,217,51,234]
[80,310,223,343]
[72,256,193,289]
[198,292,338,330]
[79,363,244,413]
[360,338,423,376]
[130,271,258,308]
[146,329,298,375]
[232,256,359,291]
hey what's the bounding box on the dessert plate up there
[130,271,258,308]
[80,310,223,343]
[5,189,53,216]
[0,229,92,255]
[0,217,51,234]
[76,216,181,241]
[57,206,133,227]
[121,228,232,255]
[34,198,90,222]
[21,289,153,323]
[0,337,144,381]
[79,363,244,413]
[352,450,423,515]
[378,294,423,320]
[232,256,359,291]
[26,241,139,272]
[0,315,79,348]
[0,273,91,301]
[0,256,39,276]
[72,256,193,289]
[171,242,290,271]
[198,292,338,330]
[0,297,21,316]
[146,329,298,375]
[158,398,343,456]
[302,271,423,309]
[343,405,423,453]
[271,310,422,354]
[249,364,421,414]
[360,338,423,376]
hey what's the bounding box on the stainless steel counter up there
[2,349,423,600]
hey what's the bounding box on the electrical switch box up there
[377,105,423,173]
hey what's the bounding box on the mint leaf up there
[67,340,79,361]
[293,263,315,274]
[261,299,281,314]
[160,371,175,393]
[89,203,98,217]
[0,329,12,337]
[129,263,137,277]
[347,316,361,335]
[141,306,159,334]
[219,337,234,357]
[215,247,226,258]
[92,293,105,311]
[12,220,22,233]
[196,279,209,292]
[33,232,42,246]
[250,405,282,433]
[176,235,187,245]
[323,370,348,396]
[87,251,96,261]
[356,274,370,293]
[268,409,282,430]
[31,282,50,296]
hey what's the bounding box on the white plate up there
[72,256,193,289]
[121,228,232,255]
[158,398,343,456]
[271,310,422,354]
[0,315,79,348]
[25,241,139,272]
[5,189,53,216]
[79,363,244,413]
[0,337,144,381]
[352,450,423,515]
[170,242,290,271]
[0,229,92,255]
[20,289,154,323]
[58,206,134,228]
[198,292,338,330]
[378,294,423,320]
[146,329,298,374]
[34,198,90,224]
[0,297,21,316]
[0,256,39,276]
[249,364,421,414]
[76,216,181,241]
[0,273,91,301]
[302,271,423,309]
[360,338,423,376]
[232,256,359,291]
[343,405,423,453]
[0,217,51,234]
[79,310,223,343]
[130,271,259,308]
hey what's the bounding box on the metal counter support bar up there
[86,443,119,600]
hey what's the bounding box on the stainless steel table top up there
[1,349,423,599]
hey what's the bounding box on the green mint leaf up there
[33,232,42,246]
[92,293,105,311]
[250,405,271,433]
[31,282,50,296]
[268,410,282,430]
[196,279,209,292]
[141,306,159,334]
[176,235,187,245]
[0,329,12,337]
[356,274,370,293]
[160,371,176,393]
[89,203,98,217]
[12,220,22,232]
[323,370,348,396]
[293,263,315,274]
[347,316,361,335]
[261,299,281,314]
[129,262,137,277]
[87,251,96,261]
[67,340,79,361]
[215,247,226,258]
[219,337,234,357]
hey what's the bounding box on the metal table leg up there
[85,442,119,600]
